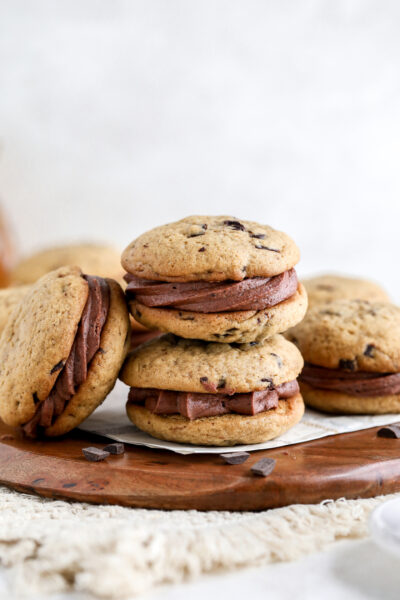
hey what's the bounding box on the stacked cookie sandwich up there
[120,216,308,445]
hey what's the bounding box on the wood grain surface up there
[0,421,398,511]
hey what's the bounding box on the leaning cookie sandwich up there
[0,266,130,437]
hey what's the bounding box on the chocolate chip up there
[254,244,280,252]
[82,447,110,462]
[221,452,250,465]
[226,327,239,333]
[198,247,206,252]
[364,344,375,357]
[249,341,258,346]
[319,310,342,317]
[50,360,64,374]
[271,353,283,368]
[377,425,400,439]
[103,442,125,455]
[33,393,40,405]
[136,309,142,318]
[339,359,357,372]
[251,457,276,477]
[223,220,246,231]
[250,233,266,239]
[261,378,273,386]
[200,376,209,384]
[143,243,149,248]
[217,378,226,389]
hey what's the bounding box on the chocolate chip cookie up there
[287,299,400,413]
[12,243,124,285]
[303,274,389,308]
[0,266,130,436]
[122,216,307,342]
[120,333,304,445]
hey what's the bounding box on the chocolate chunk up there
[217,378,227,389]
[200,376,209,384]
[221,452,250,465]
[339,359,357,372]
[271,353,283,368]
[223,220,246,231]
[250,233,266,239]
[261,378,273,385]
[50,360,65,374]
[364,344,375,358]
[251,457,276,477]
[82,447,110,462]
[377,425,400,439]
[198,247,206,252]
[103,442,125,455]
[254,244,280,252]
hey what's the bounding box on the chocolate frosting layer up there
[124,269,298,313]
[301,364,400,397]
[128,380,299,420]
[23,275,110,437]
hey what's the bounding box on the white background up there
[0,2,400,599]
[1,1,400,298]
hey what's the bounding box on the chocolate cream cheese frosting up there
[301,364,400,397]
[128,380,299,420]
[23,275,110,437]
[124,268,298,313]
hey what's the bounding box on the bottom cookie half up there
[126,393,304,446]
[300,381,400,414]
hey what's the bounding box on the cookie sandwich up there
[0,266,130,437]
[287,300,400,414]
[304,274,389,308]
[122,216,307,343]
[120,333,304,446]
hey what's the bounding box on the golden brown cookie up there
[121,333,303,393]
[122,215,300,282]
[0,266,130,436]
[126,394,304,446]
[287,300,400,372]
[121,334,304,446]
[299,382,400,414]
[303,274,389,308]
[129,282,307,343]
[12,243,124,285]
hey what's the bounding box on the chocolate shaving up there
[377,425,400,439]
[251,457,276,477]
[221,452,250,465]
[82,447,110,462]
[103,442,125,455]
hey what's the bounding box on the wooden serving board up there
[0,420,399,511]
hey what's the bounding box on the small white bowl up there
[370,498,400,558]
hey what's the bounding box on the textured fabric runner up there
[0,486,396,598]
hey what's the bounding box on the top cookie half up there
[121,216,300,282]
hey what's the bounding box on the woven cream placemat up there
[0,485,396,598]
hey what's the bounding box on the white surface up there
[0,1,400,300]
[0,537,398,600]
[0,2,399,598]
[370,497,400,559]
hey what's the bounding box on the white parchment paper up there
[79,381,400,455]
